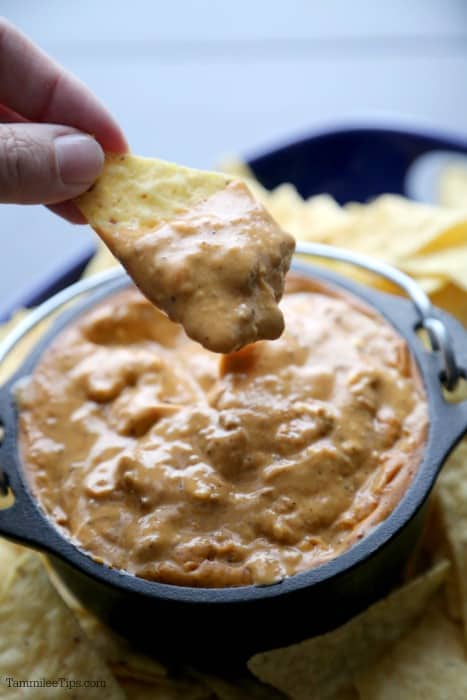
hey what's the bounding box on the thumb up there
[0,123,104,205]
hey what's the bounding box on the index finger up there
[0,18,128,153]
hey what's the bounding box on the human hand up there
[0,18,127,223]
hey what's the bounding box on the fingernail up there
[55,134,104,185]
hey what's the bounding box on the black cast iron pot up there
[0,250,466,667]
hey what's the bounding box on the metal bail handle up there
[294,242,462,391]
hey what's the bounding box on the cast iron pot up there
[0,249,466,667]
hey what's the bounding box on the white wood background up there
[1,0,467,316]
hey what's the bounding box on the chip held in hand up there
[75,154,295,353]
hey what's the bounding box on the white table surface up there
[1,0,467,317]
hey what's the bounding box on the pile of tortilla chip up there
[1,163,467,698]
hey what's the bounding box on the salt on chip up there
[248,560,449,700]
[354,601,467,699]
[0,552,124,699]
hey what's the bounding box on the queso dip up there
[18,276,428,587]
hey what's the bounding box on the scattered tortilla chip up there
[404,493,463,623]
[415,275,448,294]
[248,560,448,700]
[43,566,168,685]
[75,608,168,684]
[431,282,467,326]
[437,440,467,641]
[403,245,467,290]
[0,552,124,698]
[354,600,467,699]
[342,196,467,259]
[76,153,231,239]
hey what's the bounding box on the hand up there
[0,18,127,222]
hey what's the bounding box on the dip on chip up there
[18,274,428,587]
[75,154,295,353]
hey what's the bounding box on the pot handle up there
[0,462,48,549]
[0,433,70,558]
[436,309,467,446]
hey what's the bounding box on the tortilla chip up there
[403,245,467,290]
[341,196,467,259]
[437,440,467,642]
[431,282,467,326]
[0,552,124,698]
[75,153,231,242]
[354,600,467,699]
[248,560,448,700]
[404,492,463,623]
[0,538,23,595]
[42,565,168,686]
[415,275,448,294]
